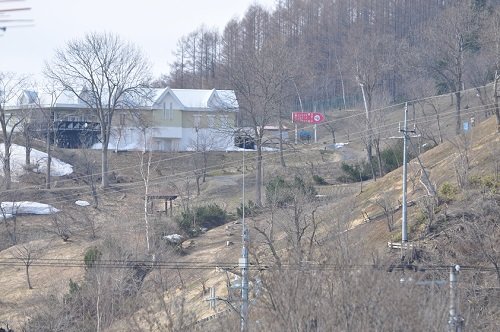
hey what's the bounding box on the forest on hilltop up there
[165,0,500,114]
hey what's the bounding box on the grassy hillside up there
[0,94,498,330]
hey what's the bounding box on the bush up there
[68,279,80,295]
[237,200,259,218]
[438,182,458,203]
[266,175,317,207]
[83,246,102,269]
[468,175,499,193]
[312,174,328,185]
[339,162,371,182]
[176,204,228,236]
[339,142,419,182]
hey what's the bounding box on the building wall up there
[182,111,236,129]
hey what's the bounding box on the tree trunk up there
[25,147,31,166]
[202,152,208,183]
[3,145,11,190]
[375,139,384,177]
[455,91,462,135]
[196,175,201,196]
[278,117,286,167]
[360,82,375,180]
[25,264,32,289]
[436,113,444,144]
[494,74,500,133]
[336,55,347,110]
[255,143,263,206]
[366,143,376,181]
[46,121,52,189]
[101,142,109,188]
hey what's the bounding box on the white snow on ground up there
[225,146,256,152]
[225,146,285,152]
[334,142,349,148]
[0,201,59,215]
[163,234,184,244]
[92,142,145,151]
[0,213,13,220]
[75,200,90,207]
[0,144,73,181]
[262,146,279,152]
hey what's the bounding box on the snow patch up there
[0,213,13,220]
[334,142,349,149]
[0,201,59,215]
[0,144,73,181]
[75,200,91,207]
[163,234,184,244]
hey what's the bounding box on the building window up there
[193,114,201,128]
[207,115,215,128]
[163,103,174,120]
[219,115,229,127]
[119,113,126,126]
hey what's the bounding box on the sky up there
[0,0,276,80]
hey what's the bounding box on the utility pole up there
[390,103,417,260]
[448,265,464,332]
[239,138,249,332]
[401,103,409,248]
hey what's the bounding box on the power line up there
[1,102,492,211]
[1,95,495,198]
[2,80,495,195]
[0,256,495,273]
[1,88,495,214]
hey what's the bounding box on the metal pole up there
[448,265,463,332]
[295,123,298,145]
[401,103,408,245]
[240,139,249,332]
[314,124,317,143]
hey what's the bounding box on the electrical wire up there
[0,256,495,273]
[1,82,495,195]
[13,100,493,208]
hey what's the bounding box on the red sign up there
[292,112,325,124]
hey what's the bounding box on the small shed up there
[146,188,178,216]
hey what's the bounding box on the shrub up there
[237,200,259,218]
[339,162,371,182]
[438,182,458,203]
[68,279,80,295]
[84,246,102,269]
[380,146,401,173]
[312,174,328,185]
[176,204,228,236]
[468,175,499,193]
[339,142,420,182]
[266,175,317,207]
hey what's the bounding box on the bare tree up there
[0,200,20,245]
[224,36,297,205]
[81,150,100,209]
[345,27,400,179]
[48,211,73,242]
[139,150,157,254]
[28,83,63,189]
[19,108,35,167]
[45,32,152,188]
[12,241,46,289]
[188,130,218,195]
[415,0,483,135]
[478,6,500,132]
[449,135,471,189]
[0,72,28,189]
[374,192,398,232]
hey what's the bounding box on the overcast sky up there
[0,0,276,80]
